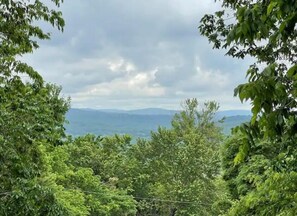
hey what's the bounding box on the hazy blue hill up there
[65,108,251,138]
[86,108,179,115]
[218,115,251,134]
[94,109,130,114]
[216,110,251,118]
[126,108,179,115]
[65,109,173,138]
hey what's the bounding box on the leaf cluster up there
[0,0,65,84]
[200,0,297,215]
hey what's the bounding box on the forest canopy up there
[0,3,227,212]
[1,0,296,215]
[200,0,297,214]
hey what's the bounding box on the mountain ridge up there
[65,108,251,138]
[71,108,251,116]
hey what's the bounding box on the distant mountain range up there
[78,108,251,116]
[215,110,251,118]
[80,108,180,115]
[65,108,251,139]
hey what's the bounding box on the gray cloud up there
[23,0,251,110]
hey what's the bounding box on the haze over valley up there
[66,108,251,138]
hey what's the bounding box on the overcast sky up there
[24,0,252,110]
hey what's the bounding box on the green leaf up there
[267,2,278,15]
[287,64,297,77]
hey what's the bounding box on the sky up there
[24,0,252,110]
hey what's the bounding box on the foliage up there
[130,99,225,215]
[0,81,69,215]
[47,135,137,216]
[0,0,238,214]
[0,84,137,215]
[61,100,228,216]
[0,1,68,214]
[0,0,64,84]
[65,134,136,191]
[200,0,297,215]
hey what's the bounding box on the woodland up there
[1,0,297,215]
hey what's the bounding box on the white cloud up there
[72,65,165,101]
[23,0,252,110]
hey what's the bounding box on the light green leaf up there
[267,2,278,15]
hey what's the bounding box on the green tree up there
[0,0,64,84]
[65,134,136,191]
[200,0,297,214]
[131,99,224,216]
[47,135,137,216]
[0,82,69,215]
[0,1,68,214]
